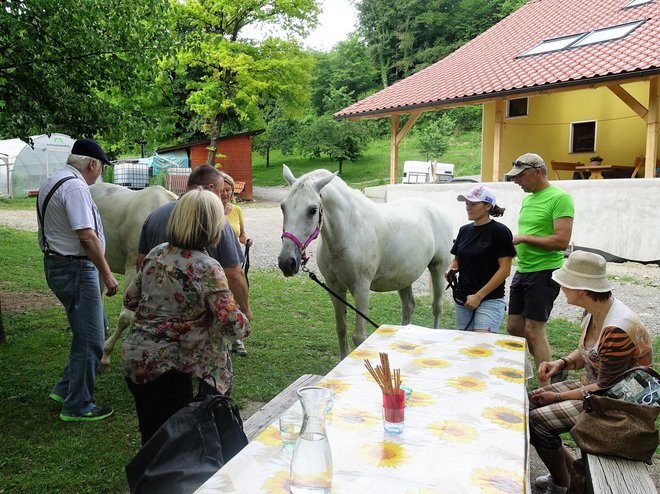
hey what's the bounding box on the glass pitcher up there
[290,386,334,494]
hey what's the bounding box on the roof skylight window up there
[572,20,644,47]
[521,34,585,56]
[519,19,645,57]
[624,0,652,8]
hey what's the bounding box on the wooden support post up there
[645,76,659,178]
[390,114,400,184]
[492,99,505,181]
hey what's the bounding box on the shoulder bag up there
[570,366,660,464]
[125,393,249,494]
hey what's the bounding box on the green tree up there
[310,35,380,115]
[416,113,456,160]
[253,108,299,168]
[357,0,528,87]
[296,115,370,175]
[168,0,318,167]
[0,0,170,141]
[297,87,371,174]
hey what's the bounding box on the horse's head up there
[278,165,336,276]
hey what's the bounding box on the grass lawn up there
[1,189,658,492]
[251,131,482,187]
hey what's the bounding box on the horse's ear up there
[313,172,337,193]
[282,164,297,186]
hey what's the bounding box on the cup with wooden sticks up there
[364,352,405,434]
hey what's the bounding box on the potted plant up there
[590,155,603,166]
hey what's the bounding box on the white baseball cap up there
[505,153,545,177]
[457,185,496,206]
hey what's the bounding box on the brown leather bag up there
[570,367,660,465]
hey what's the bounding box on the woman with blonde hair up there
[122,188,250,444]
[220,173,252,356]
[220,173,252,247]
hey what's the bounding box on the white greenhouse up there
[0,133,75,197]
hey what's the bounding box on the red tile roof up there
[335,0,660,120]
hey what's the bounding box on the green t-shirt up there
[517,185,574,273]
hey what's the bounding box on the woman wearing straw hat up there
[529,251,652,494]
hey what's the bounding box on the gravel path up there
[3,186,659,335]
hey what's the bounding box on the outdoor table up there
[575,162,640,179]
[196,324,531,493]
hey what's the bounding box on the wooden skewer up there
[380,353,392,395]
[364,359,388,393]
[365,354,402,398]
[394,369,401,397]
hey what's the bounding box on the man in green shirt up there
[505,153,574,386]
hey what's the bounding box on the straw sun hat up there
[551,251,612,293]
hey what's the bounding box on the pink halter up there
[281,205,324,266]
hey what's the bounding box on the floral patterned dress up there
[121,243,250,395]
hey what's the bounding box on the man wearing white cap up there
[38,138,118,421]
[505,153,574,385]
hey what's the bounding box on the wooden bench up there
[243,373,323,441]
[550,160,586,180]
[584,453,657,494]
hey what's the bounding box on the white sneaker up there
[534,474,554,490]
[543,484,568,494]
[534,475,567,494]
[231,339,247,357]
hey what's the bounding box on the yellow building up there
[482,80,652,180]
[336,0,660,182]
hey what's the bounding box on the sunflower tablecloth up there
[196,325,531,494]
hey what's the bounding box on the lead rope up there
[302,264,380,329]
[446,272,476,331]
[242,243,250,288]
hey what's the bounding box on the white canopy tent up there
[0,133,75,197]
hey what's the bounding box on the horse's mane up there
[294,169,372,207]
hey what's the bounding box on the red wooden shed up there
[157,129,263,200]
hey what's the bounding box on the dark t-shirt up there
[450,220,516,300]
[138,201,243,268]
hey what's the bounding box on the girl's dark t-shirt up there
[450,220,516,301]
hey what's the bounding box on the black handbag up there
[125,394,249,494]
[570,366,660,465]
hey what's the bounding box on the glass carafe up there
[290,386,333,494]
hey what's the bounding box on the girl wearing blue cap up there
[445,185,516,332]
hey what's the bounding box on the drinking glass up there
[382,389,405,434]
[279,411,302,449]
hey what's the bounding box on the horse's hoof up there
[98,360,111,373]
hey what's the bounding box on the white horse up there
[90,183,177,369]
[278,165,453,359]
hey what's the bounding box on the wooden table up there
[575,162,641,179]
[196,325,531,493]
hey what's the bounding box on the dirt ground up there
[0,290,60,314]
